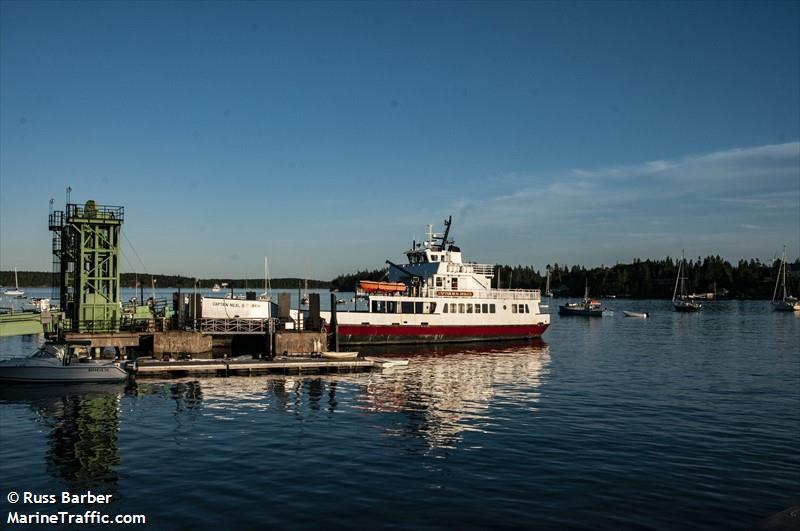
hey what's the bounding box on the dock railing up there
[198,318,278,335]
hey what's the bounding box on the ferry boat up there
[321,217,550,345]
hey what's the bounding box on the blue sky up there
[1,1,798,280]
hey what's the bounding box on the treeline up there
[329,255,798,299]
[496,256,797,299]
[118,275,332,290]
[4,255,798,299]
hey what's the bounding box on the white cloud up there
[451,142,800,267]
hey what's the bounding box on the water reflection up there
[132,341,550,452]
[0,383,125,486]
[360,341,551,450]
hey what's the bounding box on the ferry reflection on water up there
[139,341,550,450]
[0,341,549,488]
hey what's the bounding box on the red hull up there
[331,323,549,345]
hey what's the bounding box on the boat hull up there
[333,323,549,345]
[623,311,648,318]
[558,306,603,317]
[0,364,128,383]
[773,301,800,312]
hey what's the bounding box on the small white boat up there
[211,284,221,292]
[0,342,130,383]
[320,351,360,360]
[364,357,409,368]
[3,268,25,297]
[23,298,50,313]
[623,311,649,318]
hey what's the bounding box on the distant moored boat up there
[673,250,701,312]
[558,281,604,317]
[772,245,800,312]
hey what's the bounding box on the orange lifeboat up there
[358,280,407,294]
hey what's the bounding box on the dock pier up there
[132,356,405,378]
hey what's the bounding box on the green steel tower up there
[49,200,124,333]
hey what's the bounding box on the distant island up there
[2,255,797,299]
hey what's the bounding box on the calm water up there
[0,296,798,530]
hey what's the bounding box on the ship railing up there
[445,262,495,276]
[477,289,541,300]
[423,288,541,300]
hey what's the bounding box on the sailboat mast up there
[672,253,682,302]
[781,246,788,299]
[773,246,787,303]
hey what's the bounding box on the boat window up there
[525,304,530,313]
[475,304,481,314]
[435,277,443,288]
[482,304,488,313]
[387,301,397,313]
[415,302,423,314]
[490,304,496,313]
[450,303,456,313]
[402,302,415,313]
[458,303,465,313]
[429,303,436,313]
[452,278,459,289]
[431,255,438,262]
[443,303,448,313]
[466,304,473,313]
[371,300,383,313]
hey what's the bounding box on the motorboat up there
[559,281,604,317]
[0,342,130,383]
[558,299,604,317]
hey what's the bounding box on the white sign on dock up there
[201,297,273,319]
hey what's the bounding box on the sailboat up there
[3,268,25,297]
[259,257,272,301]
[544,268,553,298]
[673,250,701,312]
[301,262,309,306]
[772,246,800,312]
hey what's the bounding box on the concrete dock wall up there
[274,331,327,356]
[153,331,213,354]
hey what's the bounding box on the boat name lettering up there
[209,301,262,309]
[435,290,474,297]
